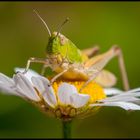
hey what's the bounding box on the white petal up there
[58,83,77,105]
[14,68,40,83]
[127,88,140,93]
[110,90,140,99]
[97,88,140,104]
[13,73,40,101]
[0,73,21,96]
[100,95,140,102]
[91,88,140,111]
[104,88,123,96]
[31,76,46,93]
[70,93,90,108]
[31,76,57,108]
[0,82,18,95]
[91,102,140,110]
[0,73,14,86]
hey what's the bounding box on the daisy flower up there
[0,68,140,120]
[0,68,140,138]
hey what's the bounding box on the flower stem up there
[62,120,72,139]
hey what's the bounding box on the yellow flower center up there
[52,80,106,103]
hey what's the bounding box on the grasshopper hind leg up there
[82,45,100,58]
[80,45,130,92]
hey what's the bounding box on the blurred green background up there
[0,1,140,138]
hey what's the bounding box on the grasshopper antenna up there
[56,17,69,37]
[33,9,51,37]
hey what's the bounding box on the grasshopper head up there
[46,31,83,64]
[46,31,69,55]
[46,17,70,56]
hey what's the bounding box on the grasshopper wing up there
[94,69,117,88]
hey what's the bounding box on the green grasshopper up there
[24,10,130,91]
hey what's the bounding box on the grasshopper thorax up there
[45,31,69,64]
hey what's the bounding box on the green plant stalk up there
[62,120,72,138]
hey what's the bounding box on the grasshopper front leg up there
[50,69,69,84]
[41,64,50,75]
[80,45,129,91]
[23,57,49,74]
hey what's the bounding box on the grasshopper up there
[23,10,129,92]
